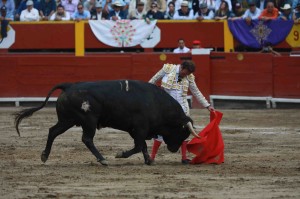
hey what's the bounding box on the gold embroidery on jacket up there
[161,64,189,96]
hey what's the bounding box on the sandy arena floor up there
[0,107,299,199]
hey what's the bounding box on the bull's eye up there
[182,125,185,128]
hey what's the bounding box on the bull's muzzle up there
[167,145,179,153]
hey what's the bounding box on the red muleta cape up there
[187,111,224,164]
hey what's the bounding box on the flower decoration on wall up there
[110,20,136,47]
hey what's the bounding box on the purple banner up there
[228,19,294,49]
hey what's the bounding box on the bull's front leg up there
[115,143,141,158]
[141,142,153,165]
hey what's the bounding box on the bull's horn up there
[187,122,201,139]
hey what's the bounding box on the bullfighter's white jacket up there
[149,63,210,115]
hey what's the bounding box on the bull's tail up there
[14,83,73,136]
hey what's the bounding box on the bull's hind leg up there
[41,121,74,163]
[81,126,108,166]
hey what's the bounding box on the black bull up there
[15,80,198,165]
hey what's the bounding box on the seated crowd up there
[0,0,299,23]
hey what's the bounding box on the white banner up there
[89,20,157,47]
[140,26,161,48]
[0,25,15,49]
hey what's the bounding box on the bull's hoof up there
[115,151,124,158]
[41,151,48,163]
[145,158,154,165]
[98,159,108,166]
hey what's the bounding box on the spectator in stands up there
[20,0,40,21]
[164,1,176,19]
[241,0,261,24]
[39,0,56,20]
[15,0,40,21]
[0,6,12,22]
[0,5,9,41]
[258,1,279,20]
[103,0,126,15]
[61,0,78,17]
[194,2,214,20]
[109,0,127,20]
[278,3,293,20]
[173,38,190,53]
[90,1,109,20]
[128,0,146,17]
[293,2,300,23]
[0,5,12,23]
[230,2,245,19]
[84,0,96,13]
[214,0,231,20]
[215,0,232,11]
[0,5,6,17]
[72,2,90,21]
[128,1,146,19]
[173,0,194,19]
[146,0,166,13]
[196,0,216,12]
[50,4,70,20]
[145,2,164,22]
[166,0,182,14]
[0,0,15,21]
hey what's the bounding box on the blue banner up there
[228,19,294,49]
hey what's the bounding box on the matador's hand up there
[207,105,215,112]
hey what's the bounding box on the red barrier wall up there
[10,23,75,49]
[1,54,133,97]
[1,53,299,108]
[210,53,274,96]
[0,53,211,107]
[273,56,300,98]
